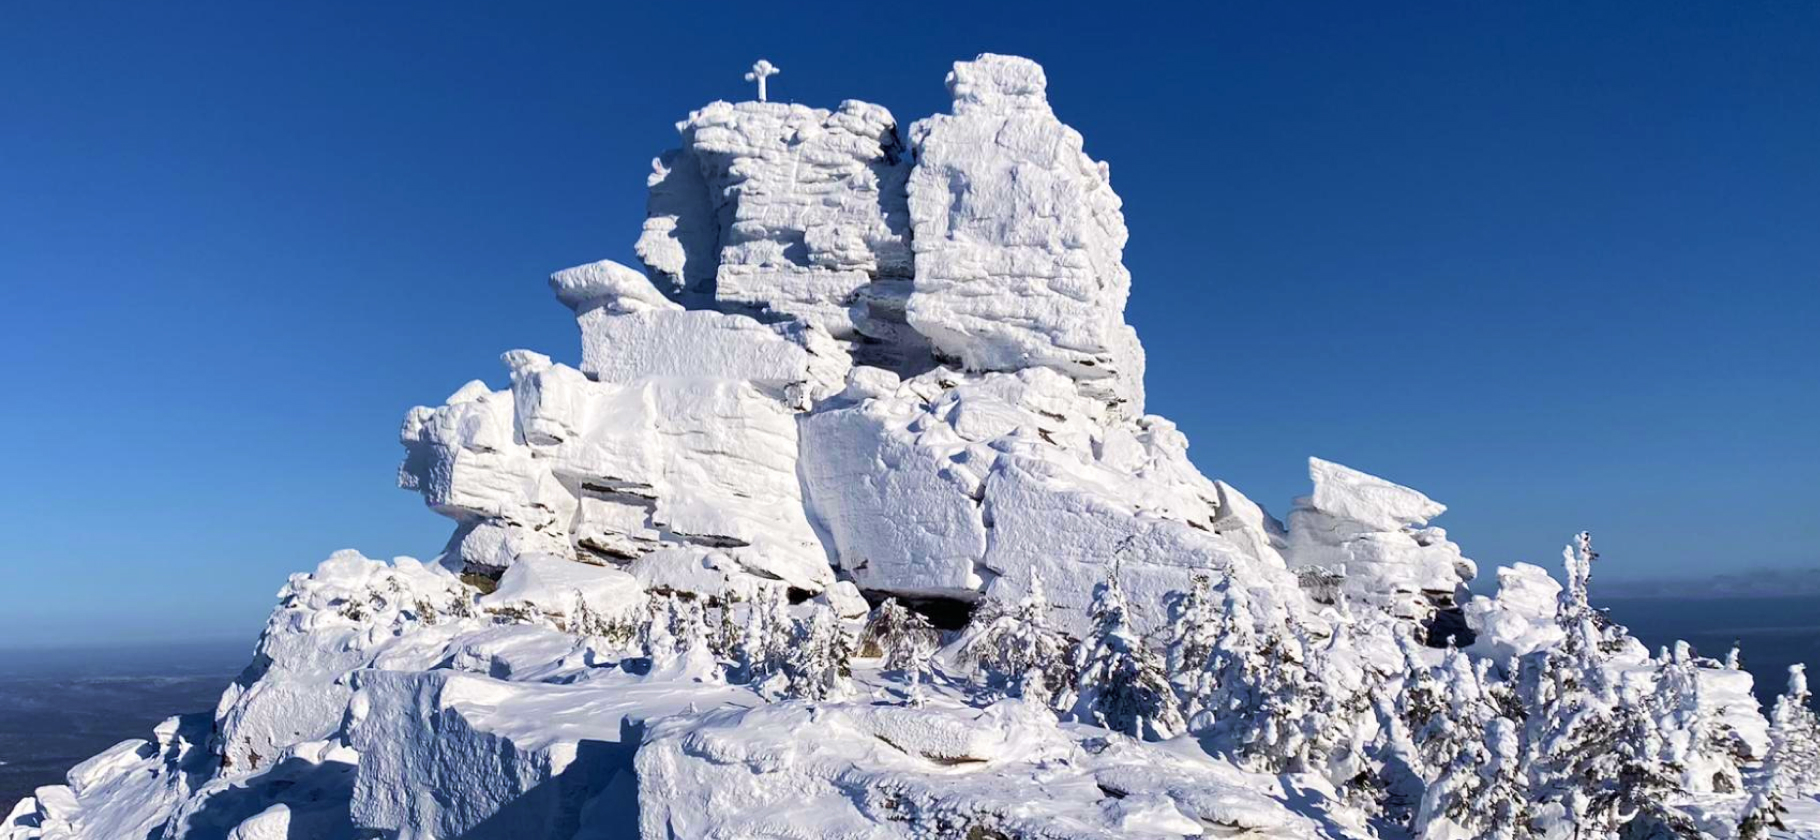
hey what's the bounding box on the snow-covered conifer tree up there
[1200,584,1313,772]
[955,574,1074,703]
[784,602,855,701]
[642,593,679,669]
[567,589,635,648]
[1763,663,1820,799]
[666,596,722,682]
[1351,654,1426,826]
[1524,533,1702,838]
[1411,651,1531,839]
[711,595,742,660]
[1197,578,1261,733]
[1063,567,1185,741]
[861,598,939,673]
[1651,641,1740,794]
[733,586,794,688]
[1160,575,1221,719]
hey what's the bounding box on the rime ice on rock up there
[905,54,1144,413]
[635,100,923,369]
[397,261,851,596]
[799,365,1296,634]
[1284,457,1476,622]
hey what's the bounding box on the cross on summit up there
[745,59,779,102]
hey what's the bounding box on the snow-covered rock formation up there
[1285,457,1476,624]
[907,54,1144,413]
[8,53,1816,840]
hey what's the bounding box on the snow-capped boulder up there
[906,54,1144,413]
[347,670,741,840]
[1285,457,1475,621]
[801,365,1296,633]
[3,714,216,840]
[636,100,920,356]
[213,552,478,774]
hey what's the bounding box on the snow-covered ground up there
[6,53,1818,840]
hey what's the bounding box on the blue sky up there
[2,1,1816,647]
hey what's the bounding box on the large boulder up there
[905,54,1143,414]
[799,365,1295,633]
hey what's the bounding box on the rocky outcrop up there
[1284,457,1476,622]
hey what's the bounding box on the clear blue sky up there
[3,1,1816,647]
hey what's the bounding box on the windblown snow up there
[8,54,1818,840]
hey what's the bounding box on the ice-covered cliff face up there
[21,53,1802,840]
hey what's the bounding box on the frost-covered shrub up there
[860,598,939,671]
[732,586,795,687]
[1409,650,1531,840]
[567,590,637,648]
[1159,575,1220,720]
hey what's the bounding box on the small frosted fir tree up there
[1763,663,1820,799]
[1159,575,1221,720]
[638,593,721,682]
[1298,620,1374,788]
[669,596,722,682]
[1411,650,1532,840]
[1351,655,1427,826]
[1197,578,1260,732]
[1650,641,1740,794]
[783,602,855,701]
[733,586,794,688]
[1201,586,1319,772]
[710,595,742,661]
[642,594,679,669]
[861,598,939,704]
[567,589,635,649]
[1063,567,1184,741]
[1524,533,1698,839]
[955,574,1074,704]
